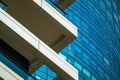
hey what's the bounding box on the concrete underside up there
[0,21,77,80]
[2,0,77,52]
[0,0,78,80]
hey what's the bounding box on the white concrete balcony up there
[0,6,78,80]
[2,0,77,52]
[0,0,78,79]
[0,62,24,80]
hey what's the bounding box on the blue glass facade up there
[33,0,120,79]
[60,0,120,80]
[32,65,58,80]
[0,0,120,80]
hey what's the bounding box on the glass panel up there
[48,68,57,77]
[83,68,90,77]
[99,1,105,11]
[35,70,47,79]
[33,64,58,80]
[0,1,7,11]
[105,73,110,80]
[38,65,47,73]
[91,75,96,80]
[74,61,82,71]
[83,52,90,60]
[104,57,110,65]
[90,43,96,51]
[59,53,67,60]
[82,36,89,44]
[68,56,74,64]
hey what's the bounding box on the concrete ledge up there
[33,0,77,37]
[3,0,77,52]
[0,8,78,80]
[0,62,24,80]
[37,39,78,80]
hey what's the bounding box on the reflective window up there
[70,44,82,56]
[73,14,81,25]
[69,51,74,57]
[0,1,7,10]
[107,11,113,24]
[81,5,88,16]
[98,67,104,77]
[68,56,74,64]
[97,50,103,58]
[104,57,110,65]
[99,1,105,11]
[113,1,117,11]
[60,48,69,58]
[74,61,82,71]
[81,21,89,32]
[105,73,110,80]
[83,57,90,65]
[83,68,90,77]
[90,43,96,51]
[48,68,57,77]
[88,1,94,12]
[83,52,90,60]
[59,53,67,60]
[83,36,89,43]
[106,0,111,12]
[114,13,118,24]
[91,75,96,80]
[33,65,58,80]
[60,0,120,80]
[90,59,96,67]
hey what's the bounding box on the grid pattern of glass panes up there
[32,65,58,80]
[60,0,120,80]
[33,0,120,80]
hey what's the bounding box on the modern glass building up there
[33,0,120,80]
[60,0,120,80]
[0,0,120,80]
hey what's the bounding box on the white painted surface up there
[0,8,39,50]
[0,5,78,80]
[39,40,78,80]
[33,0,77,37]
[0,62,24,80]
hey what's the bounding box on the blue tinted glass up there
[83,68,90,77]
[0,1,7,10]
[104,57,110,65]
[35,70,47,79]
[105,73,110,80]
[74,61,82,71]
[33,65,58,80]
[0,54,34,80]
[59,0,120,80]
[38,65,47,73]
[82,36,89,44]
[91,75,96,80]
[48,68,57,77]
